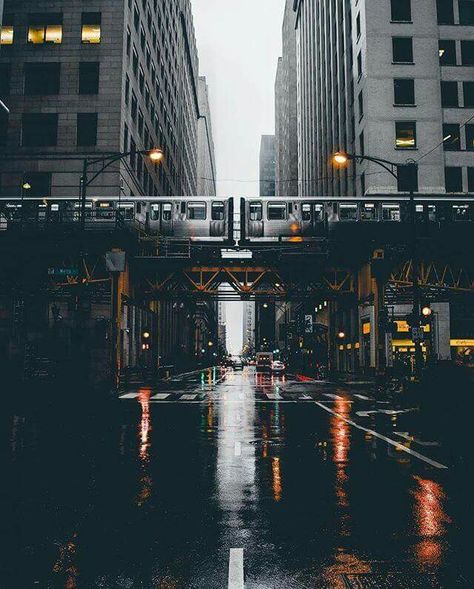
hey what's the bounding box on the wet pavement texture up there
[1,367,473,588]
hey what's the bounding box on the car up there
[232,356,244,370]
[271,360,286,375]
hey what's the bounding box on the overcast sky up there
[192,0,285,354]
[192,0,285,198]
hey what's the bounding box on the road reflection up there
[413,475,451,567]
[137,388,152,506]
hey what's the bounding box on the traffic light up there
[141,330,151,351]
[421,306,433,326]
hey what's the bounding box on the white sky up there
[192,0,285,354]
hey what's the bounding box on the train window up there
[302,203,312,221]
[249,201,262,221]
[180,202,186,214]
[288,203,293,214]
[151,204,159,221]
[428,205,436,221]
[211,201,225,221]
[137,203,142,214]
[51,204,59,212]
[162,203,172,221]
[382,204,400,221]
[361,203,377,220]
[453,205,469,220]
[340,204,358,220]
[314,204,324,221]
[268,202,287,220]
[188,202,206,220]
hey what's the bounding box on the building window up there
[397,164,418,192]
[394,78,415,105]
[357,52,362,78]
[391,0,411,22]
[0,116,8,147]
[22,113,58,147]
[395,121,417,148]
[79,62,100,94]
[22,172,51,197]
[132,47,139,75]
[28,13,63,44]
[356,14,361,39]
[468,168,474,192]
[461,41,474,65]
[187,202,206,220]
[392,37,413,63]
[0,64,11,98]
[77,113,98,146]
[439,40,457,65]
[441,81,459,107]
[445,167,463,192]
[0,15,14,45]
[464,82,474,107]
[443,124,461,150]
[24,62,60,95]
[466,124,474,150]
[358,90,364,119]
[359,130,365,155]
[81,13,101,44]
[459,0,474,24]
[125,74,130,104]
[131,91,137,118]
[436,0,455,24]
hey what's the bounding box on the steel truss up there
[143,266,355,300]
[390,261,474,293]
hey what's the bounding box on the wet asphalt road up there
[1,367,473,588]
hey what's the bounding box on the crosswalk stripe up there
[354,394,371,400]
[119,393,139,399]
[299,394,312,400]
[266,393,282,400]
[150,393,170,400]
[324,393,342,400]
[180,394,198,401]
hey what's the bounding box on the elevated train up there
[0,195,472,247]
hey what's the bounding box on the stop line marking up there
[314,402,448,470]
[228,548,244,588]
[234,441,242,457]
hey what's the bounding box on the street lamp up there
[80,147,164,228]
[337,331,346,340]
[332,151,423,378]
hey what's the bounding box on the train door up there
[301,203,313,235]
[160,202,173,236]
[248,201,263,238]
[210,201,225,237]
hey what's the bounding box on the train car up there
[239,196,474,245]
[0,196,235,245]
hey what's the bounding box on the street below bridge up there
[2,368,472,588]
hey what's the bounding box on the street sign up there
[48,267,79,277]
[305,315,313,333]
[411,327,424,342]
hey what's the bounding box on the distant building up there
[217,300,227,356]
[259,135,276,196]
[242,301,255,355]
[293,0,474,196]
[197,76,216,196]
[275,0,298,196]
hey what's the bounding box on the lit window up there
[395,121,417,149]
[188,202,206,220]
[0,21,14,45]
[249,201,262,221]
[81,13,101,44]
[28,13,63,44]
[267,203,287,220]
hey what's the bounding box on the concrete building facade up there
[259,134,276,196]
[275,0,299,196]
[242,300,255,356]
[197,76,216,196]
[293,0,474,197]
[0,0,202,198]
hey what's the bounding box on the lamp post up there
[79,148,164,228]
[332,151,423,379]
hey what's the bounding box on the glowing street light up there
[422,306,432,318]
[333,152,350,166]
[337,331,346,339]
[148,148,164,163]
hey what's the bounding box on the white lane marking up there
[354,394,371,401]
[150,393,170,401]
[180,394,198,401]
[324,393,343,400]
[234,441,242,457]
[228,548,244,589]
[315,402,448,470]
[299,394,312,400]
[266,393,282,400]
[119,393,139,399]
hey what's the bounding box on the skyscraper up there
[259,134,276,196]
[0,0,202,198]
[197,76,216,196]
[275,0,298,196]
[293,0,474,196]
